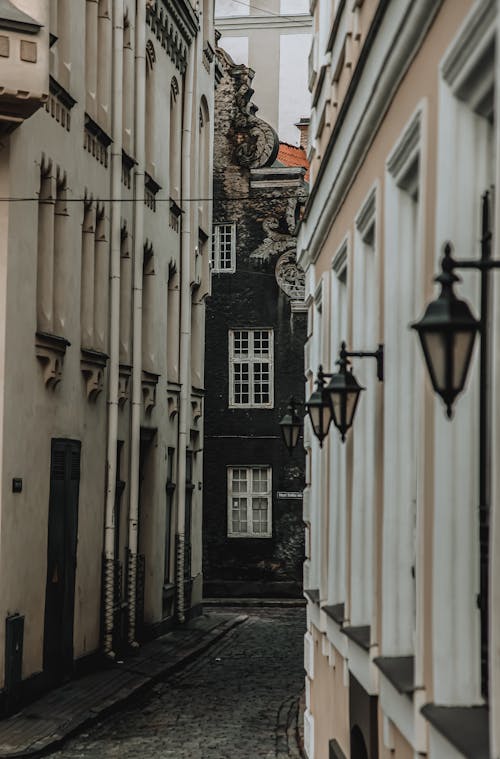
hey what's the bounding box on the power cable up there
[216,0,311,24]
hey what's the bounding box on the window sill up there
[329,739,347,759]
[343,624,370,652]
[421,704,489,759]
[374,655,414,696]
[323,602,345,625]
[304,588,320,605]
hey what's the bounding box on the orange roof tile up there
[277,142,310,182]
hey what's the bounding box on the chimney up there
[295,117,310,152]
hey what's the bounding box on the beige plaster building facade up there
[298,0,500,757]
[0,0,214,706]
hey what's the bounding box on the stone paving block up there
[0,613,247,758]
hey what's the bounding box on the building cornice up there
[0,0,41,34]
[297,0,443,270]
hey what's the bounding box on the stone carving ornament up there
[217,48,279,170]
[275,252,305,301]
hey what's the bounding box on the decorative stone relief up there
[80,349,108,401]
[118,364,131,408]
[142,370,159,414]
[35,332,70,390]
[168,394,179,420]
[250,219,298,265]
[191,398,202,426]
[146,0,197,75]
[275,252,306,302]
[217,48,279,169]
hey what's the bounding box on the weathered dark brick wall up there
[202,47,307,598]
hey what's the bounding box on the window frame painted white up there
[382,104,425,659]
[350,184,379,629]
[212,222,236,273]
[431,0,496,708]
[326,236,349,609]
[228,328,274,408]
[226,465,272,538]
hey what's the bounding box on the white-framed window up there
[212,223,236,272]
[229,329,274,408]
[227,466,272,538]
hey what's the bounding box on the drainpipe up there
[103,0,124,659]
[127,0,146,646]
[175,43,195,623]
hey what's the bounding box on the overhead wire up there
[216,0,311,24]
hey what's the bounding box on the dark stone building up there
[203,45,308,599]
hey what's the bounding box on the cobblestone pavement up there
[47,608,306,759]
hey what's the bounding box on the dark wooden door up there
[43,439,81,682]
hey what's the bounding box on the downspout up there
[176,42,195,623]
[127,0,146,646]
[103,0,124,659]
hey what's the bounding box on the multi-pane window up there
[229,329,273,408]
[227,467,272,538]
[212,223,236,272]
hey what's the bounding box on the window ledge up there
[162,583,176,599]
[304,588,320,605]
[323,602,345,625]
[374,655,414,696]
[421,704,489,759]
[35,331,70,389]
[329,739,347,759]
[343,624,370,652]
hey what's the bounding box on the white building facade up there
[215,0,311,145]
[298,0,500,757]
[0,0,214,706]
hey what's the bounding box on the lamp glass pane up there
[453,329,477,391]
[281,424,293,450]
[308,401,332,441]
[291,424,300,449]
[330,391,342,428]
[345,388,361,428]
[420,331,446,392]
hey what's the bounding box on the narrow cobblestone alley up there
[47,608,305,759]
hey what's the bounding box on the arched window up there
[350,726,368,759]
[169,77,181,202]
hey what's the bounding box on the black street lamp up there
[304,367,333,447]
[279,396,303,454]
[411,191,497,698]
[306,343,384,445]
[327,341,383,441]
[411,242,479,418]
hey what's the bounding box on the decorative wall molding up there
[35,332,70,390]
[275,251,306,302]
[118,364,131,408]
[146,0,198,75]
[80,348,108,401]
[217,47,279,170]
[84,114,112,168]
[142,370,160,414]
[45,77,76,132]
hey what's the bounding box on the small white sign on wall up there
[277,491,303,499]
